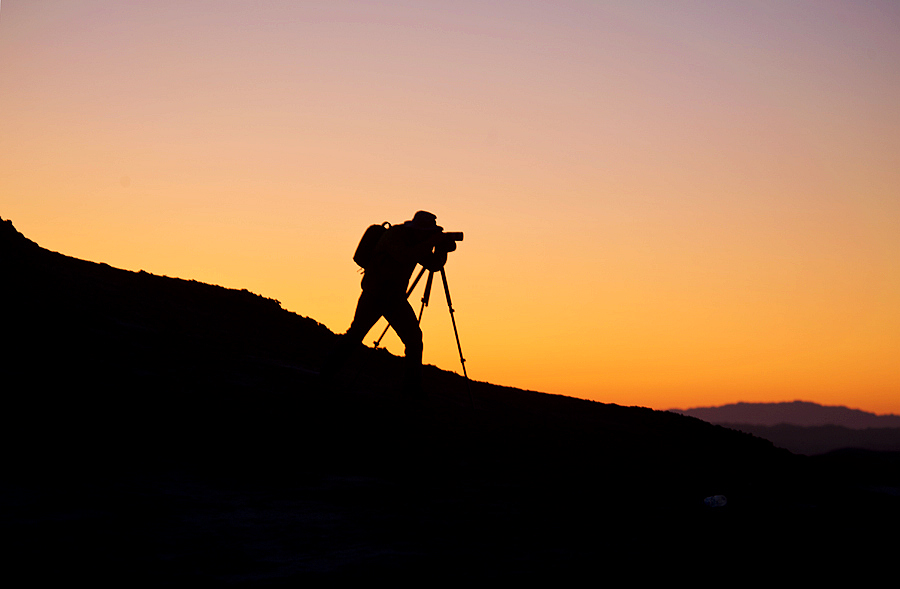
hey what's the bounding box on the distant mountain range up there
[670,401,900,455]
[670,401,900,429]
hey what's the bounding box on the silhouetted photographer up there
[321,211,463,398]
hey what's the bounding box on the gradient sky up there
[2,1,898,414]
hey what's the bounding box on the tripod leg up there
[417,270,435,324]
[408,265,428,297]
[439,268,474,409]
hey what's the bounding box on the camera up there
[437,231,463,253]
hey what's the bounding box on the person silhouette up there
[321,211,450,397]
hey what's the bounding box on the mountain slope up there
[1,216,786,491]
[2,217,898,580]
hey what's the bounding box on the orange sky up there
[2,1,898,414]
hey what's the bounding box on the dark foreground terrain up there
[2,218,898,581]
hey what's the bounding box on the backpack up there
[353,222,391,268]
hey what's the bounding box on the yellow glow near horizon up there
[2,1,899,415]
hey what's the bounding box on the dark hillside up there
[2,217,897,580]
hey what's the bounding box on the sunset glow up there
[3,1,898,414]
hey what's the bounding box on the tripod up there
[372,265,473,407]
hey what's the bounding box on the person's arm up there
[382,229,445,266]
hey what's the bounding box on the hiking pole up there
[372,265,428,348]
[439,267,474,409]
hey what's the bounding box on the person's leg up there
[320,290,383,378]
[382,297,424,395]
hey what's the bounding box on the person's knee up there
[403,327,423,357]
